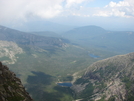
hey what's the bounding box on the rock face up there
[0,62,33,101]
[72,52,134,101]
[0,40,24,64]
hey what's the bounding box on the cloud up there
[65,0,90,8]
[61,0,134,19]
[0,0,64,22]
[106,1,129,7]
[0,0,94,23]
[93,0,134,18]
[0,0,133,25]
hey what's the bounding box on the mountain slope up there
[72,52,134,101]
[0,25,68,52]
[0,62,33,101]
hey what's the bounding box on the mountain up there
[2,25,128,101]
[0,62,33,101]
[32,31,61,38]
[0,25,114,101]
[0,25,68,52]
[63,25,134,53]
[9,21,76,33]
[63,25,106,40]
[72,52,134,101]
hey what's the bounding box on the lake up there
[89,54,100,58]
[57,83,72,87]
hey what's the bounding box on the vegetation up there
[5,44,116,101]
[1,25,134,101]
[78,82,94,99]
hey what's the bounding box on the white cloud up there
[0,0,64,22]
[62,0,134,18]
[105,1,130,7]
[0,0,94,23]
[0,0,133,25]
[65,0,89,8]
[93,0,134,18]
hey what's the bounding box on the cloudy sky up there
[0,0,134,31]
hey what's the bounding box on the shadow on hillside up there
[27,86,63,101]
[54,86,74,96]
[26,71,63,101]
[27,71,52,85]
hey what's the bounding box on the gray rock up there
[0,70,2,74]
[0,63,34,101]
[0,62,2,69]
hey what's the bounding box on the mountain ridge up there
[63,25,106,39]
[0,25,68,52]
[72,52,134,101]
[62,25,134,53]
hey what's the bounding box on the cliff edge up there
[0,62,33,101]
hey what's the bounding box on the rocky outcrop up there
[0,40,24,64]
[0,62,33,101]
[73,52,134,101]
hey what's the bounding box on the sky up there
[0,0,134,31]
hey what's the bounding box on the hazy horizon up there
[0,0,134,31]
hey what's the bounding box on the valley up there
[0,25,134,101]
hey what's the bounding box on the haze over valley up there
[0,0,134,101]
[0,23,134,101]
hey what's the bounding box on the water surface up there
[57,83,72,87]
[89,54,99,58]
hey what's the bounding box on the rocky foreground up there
[0,62,33,101]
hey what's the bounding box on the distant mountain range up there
[62,25,134,53]
[2,24,134,54]
[72,52,134,101]
[0,24,134,101]
[32,31,61,38]
[0,25,68,52]
[63,25,106,39]
[8,21,76,33]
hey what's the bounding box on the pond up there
[57,83,72,87]
[89,54,100,58]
